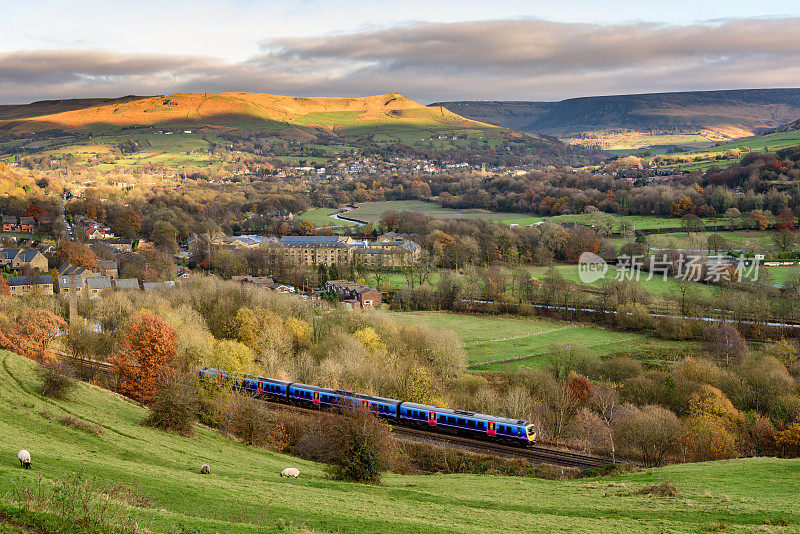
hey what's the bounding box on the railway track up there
[61,354,616,469]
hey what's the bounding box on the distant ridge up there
[0,91,496,135]
[432,89,800,150]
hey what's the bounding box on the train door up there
[257,381,264,394]
[428,411,437,426]
[362,399,369,410]
[487,421,496,437]
[313,391,320,405]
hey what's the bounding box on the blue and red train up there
[199,367,536,446]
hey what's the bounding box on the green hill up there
[1,350,799,533]
[0,92,600,169]
[433,89,800,151]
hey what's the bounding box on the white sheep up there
[18,450,31,469]
[200,464,210,474]
[280,468,299,478]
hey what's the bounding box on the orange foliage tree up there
[57,241,97,270]
[0,309,67,362]
[564,226,600,263]
[110,313,177,404]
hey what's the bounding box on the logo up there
[578,252,608,283]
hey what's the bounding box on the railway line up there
[61,354,617,469]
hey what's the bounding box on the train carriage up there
[200,367,535,447]
[399,402,536,445]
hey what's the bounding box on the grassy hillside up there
[434,89,800,151]
[1,350,799,533]
[0,92,600,170]
[391,312,701,371]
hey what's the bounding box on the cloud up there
[2,18,800,103]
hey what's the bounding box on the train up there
[198,367,536,446]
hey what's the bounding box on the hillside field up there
[344,200,534,225]
[390,312,701,371]
[0,350,798,533]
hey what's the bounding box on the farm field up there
[527,264,720,300]
[1,350,797,533]
[653,129,800,170]
[391,312,700,371]
[503,213,718,231]
[296,207,357,227]
[345,200,532,225]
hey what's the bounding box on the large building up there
[279,233,420,267]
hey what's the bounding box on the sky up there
[1,0,800,104]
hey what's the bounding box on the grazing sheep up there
[200,464,210,474]
[18,450,31,469]
[280,468,300,478]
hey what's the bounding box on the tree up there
[592,381,620,462]
[0,277,9,295]
[152,221,179,254]
[681,214,704,235]
[614,404,682,466]
[110,313,177,404]
[776,208,796,231]
[706,234,729,253]
[57,241,97,270]
[773,230,797,253]
[669,196,693,217]
[114,208,142,238]
[0,309,67,362]
[564,226,600,263]
[297,220,315,236]
[753,210,770,231]
[144,370,199,436]
[703,323,747,365]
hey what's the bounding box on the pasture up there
[0,350,797,533]
[391,312,699,371]
[296,207,358,227]
[345,200,532,225]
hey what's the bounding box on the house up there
[323,280,382,308]
[85,276,112,296]
[7,275,54,296]
[231,275,274,288]
[2,216,17,232]
[269,283,295,293]
[143,280,176,292]
[58,263,97,284]
[1,249,48,272]
[175,267,191,279]
[18,217,35,233]
[55,274,85,296]
[97,260,118,280]
[103,239,133,252]
[114,278,141,291]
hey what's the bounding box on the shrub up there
[684,414,738,461]
[315,405,397,484]
[143,371,199,436]
[703,323,747,365]
[614,404,682,466]
[223,395,275,448]
[36,360,76,400]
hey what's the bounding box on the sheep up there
[200,464,210,474]
[280,468,300,478]
[18,450,31,469]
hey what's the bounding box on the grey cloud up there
[2,18,800,103]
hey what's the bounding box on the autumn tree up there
[152,221,179,254]
[703,323,747,365]
[113,207,142,238]
[0,309,67,362]
[669,196,693,218]
[773,230,797,253]
[110,313,177,404]
[776,208,796,231]
[614,404,682,466]
[564,226,600,263]
[57,241,97,270]
[0,277,9,295]
[297,220,315,236]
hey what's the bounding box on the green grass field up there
[345,201,532,225]
[1,350,799,533]
[296,208,358,227]
[502,213,713,231]
[652,129,800,170]
[391,312,699,371]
